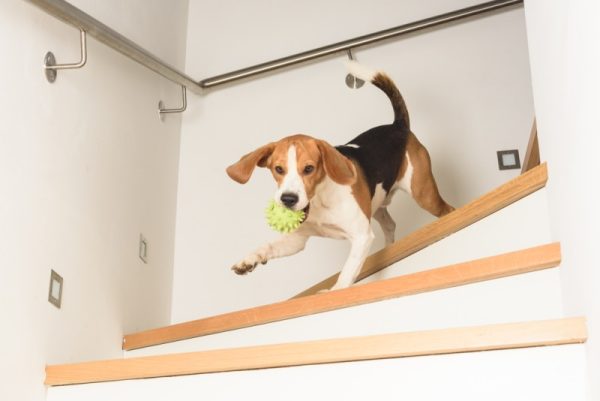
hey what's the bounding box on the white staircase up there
[44,164,589,400]
[123,243,563,357]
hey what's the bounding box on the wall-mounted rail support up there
[158,86,187,120]
[345,49,364,89]
[44,28,87,83]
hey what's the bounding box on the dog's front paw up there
[231,261,257,275]
[231,254,267,275]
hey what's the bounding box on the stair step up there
[48,344,588,401]
[359,187,552,285]
[123,242,560,351]
[295,162,548,296]
[46,317,586,386]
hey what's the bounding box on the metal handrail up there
[25,0,203,93]
[200,0,523,89]
[25,0,522,93]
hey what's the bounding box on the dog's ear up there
[226,143,275,184]
[316,140,356,185]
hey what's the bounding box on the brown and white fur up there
[226,61,454,291]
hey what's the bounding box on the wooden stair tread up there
[47,317,586,386]
[122,242,560,351]
[295,162,548,297]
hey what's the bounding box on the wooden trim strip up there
[295,162,548,297]
[123,242,560,351]
[522,118,540,173]
[47,317,586,386]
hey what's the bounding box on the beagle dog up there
[226,61,454,291]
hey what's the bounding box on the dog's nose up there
[280,193,299,208]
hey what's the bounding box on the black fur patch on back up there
[336,124,408,198]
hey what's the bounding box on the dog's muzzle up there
[280,192,299,208]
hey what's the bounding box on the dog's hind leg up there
[231,233,309,275]
[409,149,454,217]
[403,138,455,218]
[373,207,396,246]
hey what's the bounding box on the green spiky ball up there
[265,199,305,233]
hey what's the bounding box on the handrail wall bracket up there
[158,86,187,121]
[44,28,87,83]
[345,49,364,89]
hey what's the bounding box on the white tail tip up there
[345,60,377,82]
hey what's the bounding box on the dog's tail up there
[346,60,410,129]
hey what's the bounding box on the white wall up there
[524,0,600,399]
[0,1,188,400]
[172,0,535,322]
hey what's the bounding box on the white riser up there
[127,268,563,357]
[49,344,587,401]
[362,188,552,284]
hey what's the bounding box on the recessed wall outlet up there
[48,270,63,309]
[497,149,521,170]
[139,234,148,264]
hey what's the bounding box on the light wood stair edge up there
[47,317,587,386]
[122,242,560,351]
[294,162,548,297]
[522,118,540,173]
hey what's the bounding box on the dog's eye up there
[275,166,285,174]
[303,165,315,174]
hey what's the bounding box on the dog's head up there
[226,134,356,211]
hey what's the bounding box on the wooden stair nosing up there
[295,162,548,297]
[122,242,560,351]
[47,317,587,386]
[522,118,540,173]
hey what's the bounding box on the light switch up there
[48,270,63,308]
[497,149,521,170]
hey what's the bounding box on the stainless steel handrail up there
[25,0,522,93]
[199,0,523,89]
[25,0,203,93]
